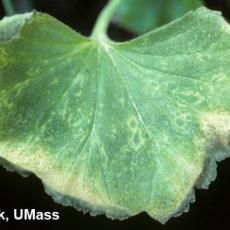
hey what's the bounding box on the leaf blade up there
[113,0,202,34]
[0,7,229,223]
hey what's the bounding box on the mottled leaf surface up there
[114,0,202,34]
[0,7,230,223]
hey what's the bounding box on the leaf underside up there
[0,7,229,223]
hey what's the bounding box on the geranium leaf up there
[113,0,202,34]
[0,6,229,223]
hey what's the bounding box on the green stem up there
[91,0,123,39]
[2,0,15,15]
